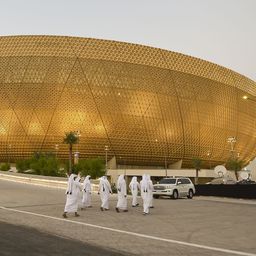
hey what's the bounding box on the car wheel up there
[172,190,178,199]
[153,195,159,199]
[187,189,193,199]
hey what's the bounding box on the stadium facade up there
[0,35,256,168]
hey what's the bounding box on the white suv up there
[153,177,195,199]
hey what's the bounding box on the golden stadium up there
[0,35,256,168]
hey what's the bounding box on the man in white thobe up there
[98,176,112,211]
[140,174,153,215]
[129,176,140,207]
[116,174,128,212]
[81,175,92,209]
[147,174,154,208]
[63,173,81,218]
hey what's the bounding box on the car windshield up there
[159,179,176,184]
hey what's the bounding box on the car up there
[152,177,195,199]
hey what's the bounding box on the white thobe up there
[82,180,92,207]
[64,178,81,213]
[129,181,140,206]
[117,179,127,210]
[148,180,154,207]
[99,179,112,209]
[140,175,153,214]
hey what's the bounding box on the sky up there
[0,0,255,81]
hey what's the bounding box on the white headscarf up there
[140,174,149,193]
[83,175,91,191]
[117,174,125,191]
[99,176,104,185]
[100,176,107,191]
[130,176,137,183]
[84,175,91,183]
[130,176,138,190]
[66,173,77,194]
[146,174,152,181]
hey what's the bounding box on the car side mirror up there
[177,181,181,185]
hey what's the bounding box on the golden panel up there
[0,35,256,167]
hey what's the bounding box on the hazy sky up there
[0,0,255,81]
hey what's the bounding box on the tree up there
[63,131,80,174]
[192,158,202,185]
[225,158,245,181]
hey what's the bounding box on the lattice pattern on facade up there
[0,35,256,167]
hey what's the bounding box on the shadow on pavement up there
[0,221,132,256]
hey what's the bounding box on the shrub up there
[57,167,67,177]
[0,163,10,171]
[16,152,60,176]
[75,158,105,178]
[16,159,31,173]
[40,157,59,176]
[29,153,59,176]
[111,183,117,194]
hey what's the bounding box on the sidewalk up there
[0,171,99,191]
[194,195,256,205]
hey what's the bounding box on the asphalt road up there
[0,179,256,256]
[0,221,131,256]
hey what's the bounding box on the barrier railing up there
[195,184,256,199]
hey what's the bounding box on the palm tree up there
[225,157,245,181]
[192,157,202,185]
[63,131,80,174]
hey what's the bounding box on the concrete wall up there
[107,168,216,184]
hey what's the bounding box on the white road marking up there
[195,197,256,205]
[0,206,255,256]
[1,176,256,206]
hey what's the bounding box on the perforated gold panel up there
[0,35,256,167]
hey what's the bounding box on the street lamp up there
[164,155,167,177]
[55,144,59,159]
[74,131,81,164]
[105,145,109,174]
[7,144,12,164]
[227,137,236,158]
[207,151,212,169]
[242,95,256,102]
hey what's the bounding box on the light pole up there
[55,144,59,159]
[227,137,236,158]
[74,131,81,164]
[105,145,109,174]
[207,151,212,169]
[7,144,11,164]
[164,155,167,177]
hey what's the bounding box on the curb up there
[0,173,99,191]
